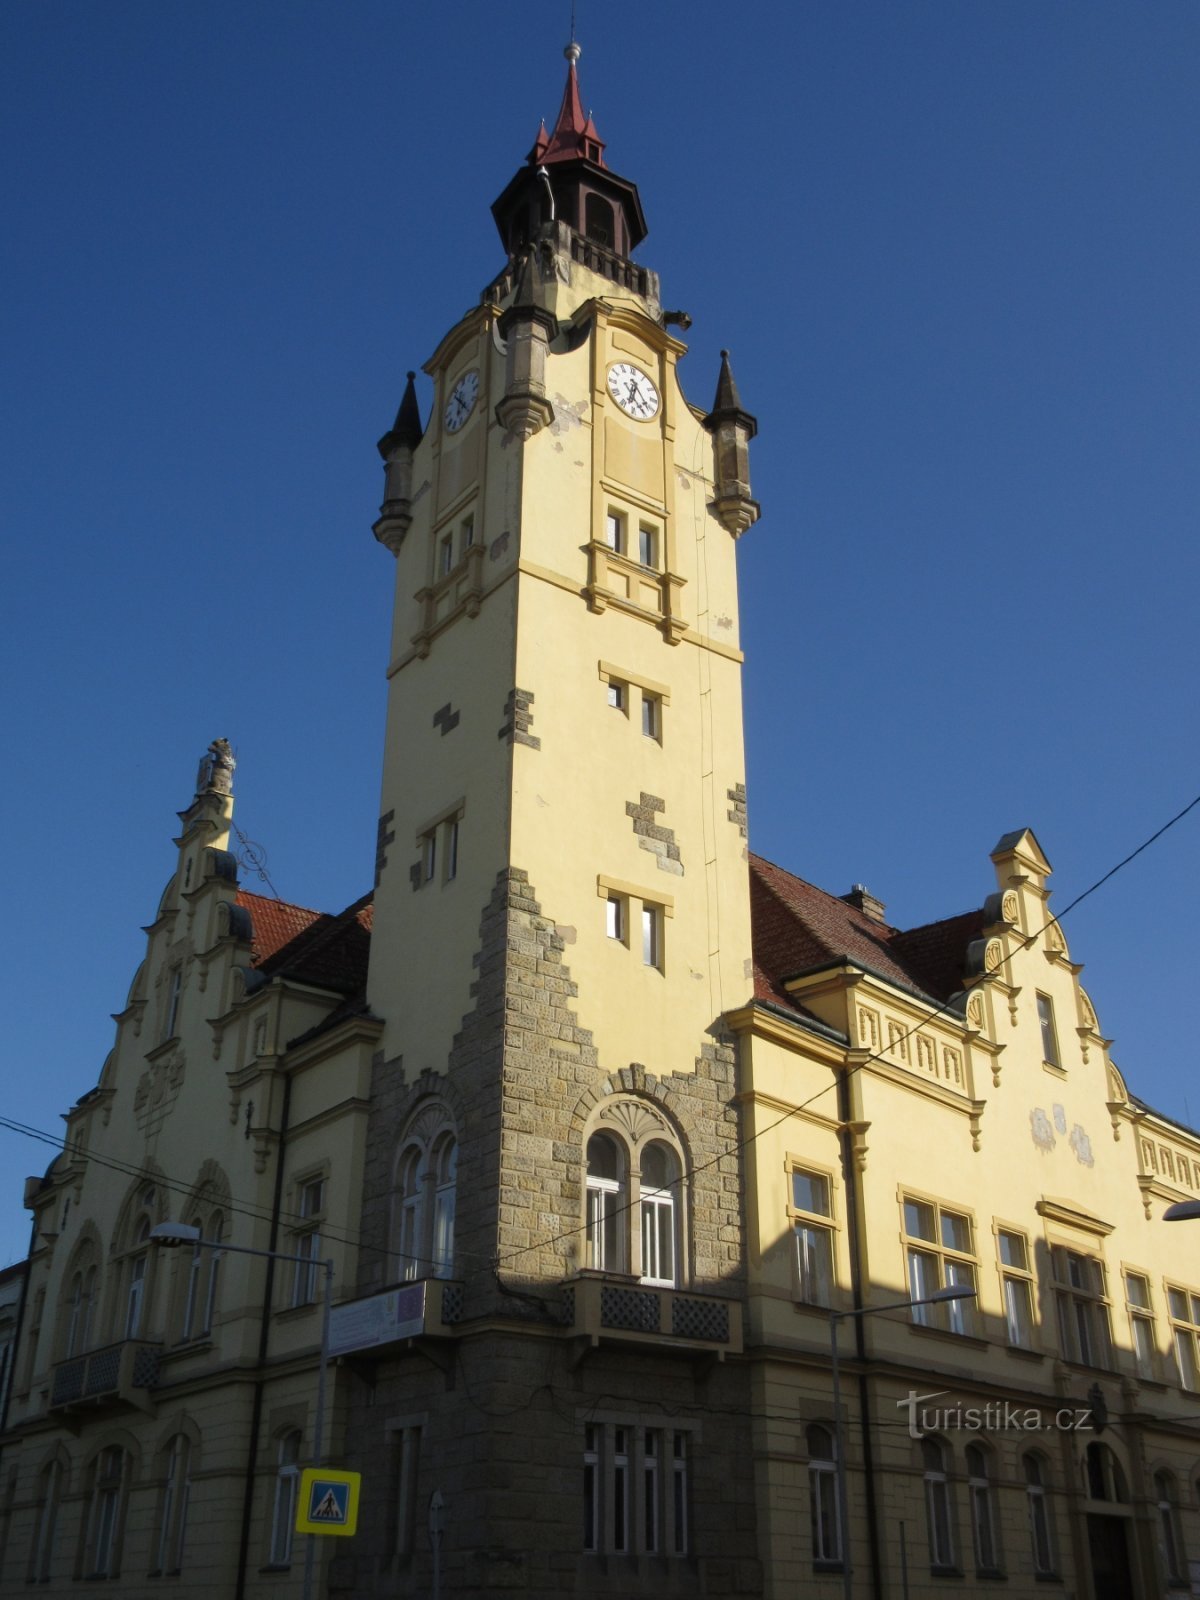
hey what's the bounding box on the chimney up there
[842,883,887,923]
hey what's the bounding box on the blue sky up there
[2,1,1197,1266]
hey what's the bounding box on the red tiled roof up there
[256,892,373,996]
[236,890,323,964]
[750,853,983,1013]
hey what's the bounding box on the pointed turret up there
[491,42,647,259]
[703,350,760,537]
[373,372,424,554]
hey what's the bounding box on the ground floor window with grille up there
[583,1422,688,1556]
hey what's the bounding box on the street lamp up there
[150,1221,335,1600]
[1164,1201,1200,1223]
[828,1284,976,1600]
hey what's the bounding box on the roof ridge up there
[750,851,900,934]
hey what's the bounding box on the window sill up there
[274,1301,319,1322]
[258,1564,293,1575]
[1033,1572,1064,1584]
[976,1568,1006,1581]
[812,1559,844,1573]
[1005,1343,1048,1362]
[909,1322,989,1351]
[930,1566,964,1579]
[1041,1061,1067,1079]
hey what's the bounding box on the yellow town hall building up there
[3,43,1199,1600]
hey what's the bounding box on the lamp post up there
[1164,1201,1200,1223]
[829,1284,976,1600]
[150,1221,335,1600]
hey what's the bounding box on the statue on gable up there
[196,737,236,796]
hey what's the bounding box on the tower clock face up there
[607,362,659,421]
[444,369,479,433]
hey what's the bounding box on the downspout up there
[838,1067,883,1599]
[234,1066,292,1600]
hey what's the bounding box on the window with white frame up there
[922,1436,955,1571]
[85,1446,127,1580]
[584,1112,685,1286]
[641,904,662,969]
[1051,1246,1112,1367]
[154,1434,192,1575]
[966,1442,1000,1574]
[439,532,454,576]
[1023,1453,1055,1575]
[903,1196,976,1333]
[1167,1285,1200,1390]
[604,510,624,554]
[62,1250,98,1358]
[605,894,626,943]
[417,808,463,889]
[389,1111,458,1282]
[790,1168,835,1307]
[29,1458,62,1583]
[1036,992,1060,1067]
[1125,1270,1157,1380]
[290,1178,325,1307]
[997,1228,1035,1348]
[606,679,626,713]
[641,692,660,741]
[270,1431,301,1566]
[125,1216,152,1338]
[806,1422,841,1567]
[584,1422,688,1556]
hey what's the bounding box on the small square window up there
[641,694,659,740]
[605,512,624,554]
[607,681,625,712]
[638,524,656,568]
[606,896,624,941]
[642,906,661,969]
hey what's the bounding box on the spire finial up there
[565,39,581,65]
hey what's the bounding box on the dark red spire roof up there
[538,43,606,167]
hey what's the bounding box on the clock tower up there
[347,42,763,1598]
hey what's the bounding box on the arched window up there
[84,1446,127,1579]
[155,1434,192,1574]
[388,1109,458,1282]
[922,1437,955,1571]
[583,1101,688,1286]
[639,1143,678,1288]
[966,1443,999,1574]
[59,1243,99,1359]
[29,1457,63,1583]
[125,1217,153,1338]
[202,1214,223,1335]
[585,194,614,248]
[270,1431,301,1567]
[1023,1453,1055,1574]
[806,1423,841,1566]
[1084,1441,1128,1503]
[1155,1470,1186,1583]
[179,1209,224,1340]
[586,1134,626,1274]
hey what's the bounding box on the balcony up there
[562,1275,742,1359]
[50,1338,162,1415]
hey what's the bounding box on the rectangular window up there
[584,1424,688,1557]
[291,1179,325,1307]
[460,513,475,553]
[1125,1271,1157,1379]
[164,968,182,1040]
[1167,1285,1200,1391]
[607,680,625,712]
[1051,1246,1112,1367]
[606,896,624,942]
[902,1196,976,1332]
[605,511,624,553]
[1036,993,1060,1066]
[791,1169,835,1307]
[641,693,659,740]
[998,1229,1035,1348]
[638,523,657,568]
[392,1426,421,1559]
[642,905,661,969]
[439,534,454,576]
[422,829,437,882]
[446,819,459,882]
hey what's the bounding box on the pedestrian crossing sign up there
[295,1468,361,1536]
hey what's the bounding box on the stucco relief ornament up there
[1030,1107,1056,1153]
[599,1099,667,1145]
[1001,891,1019,923]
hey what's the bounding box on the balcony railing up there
[562,1276,742,1357]
[50,1338,162,1413]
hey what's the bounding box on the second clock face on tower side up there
[607,362,659,421]
[444,369,480,433]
